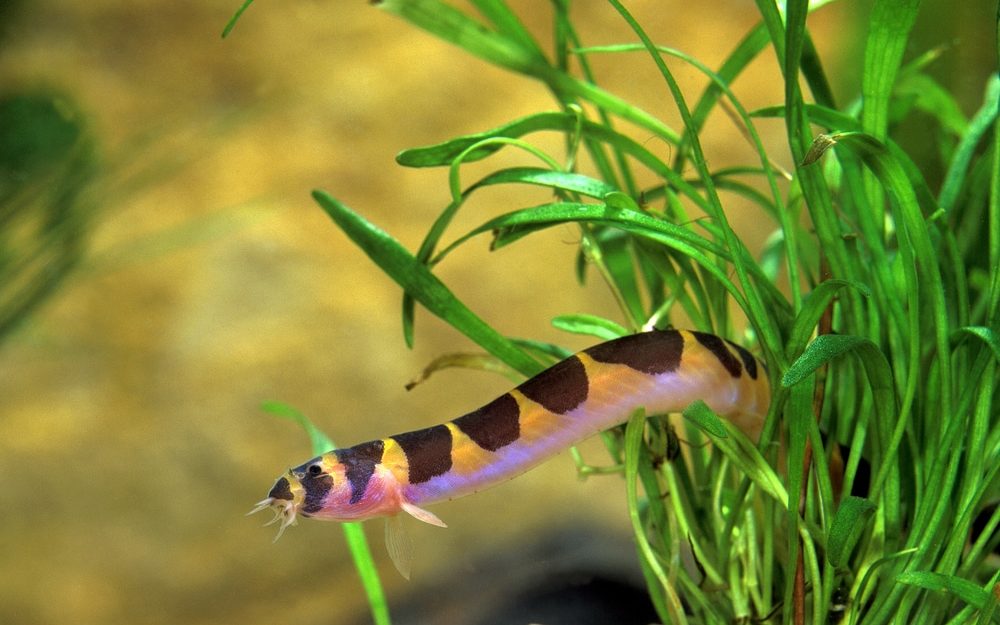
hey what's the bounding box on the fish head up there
[251,454,399,537]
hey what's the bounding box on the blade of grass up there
[624,408,688,624]
[684,401,788,506]
[221,0,255,38]
[378,0,543,73]
[827,496,877,568]
[861,0,922,142]
[550,313,628,340]
[896,571,998,618]
[312,190,543,377]
[783,335,895,497]
[939,76,1000,213]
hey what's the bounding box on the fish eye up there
[307,463,323,476]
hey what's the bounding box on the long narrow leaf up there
[312,190,543,377]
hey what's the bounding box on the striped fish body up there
[257,329,769,540]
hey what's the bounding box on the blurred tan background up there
[0,1,993,624]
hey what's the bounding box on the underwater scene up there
[1,2,998,624]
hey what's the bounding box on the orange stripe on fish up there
[250,329,770,578]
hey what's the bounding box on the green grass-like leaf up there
[221,0,255,38]
[827,496,877,568]
[550,313,628,341]
[896,571,998,618]
[312,190,543,378]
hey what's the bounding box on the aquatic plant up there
[229,1,1000,622]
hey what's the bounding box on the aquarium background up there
[0,2,994,624]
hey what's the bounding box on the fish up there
[251,329,770,578]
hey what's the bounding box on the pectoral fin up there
[383,502,447,579]
[384,515,413,580]
[401,501,447,528]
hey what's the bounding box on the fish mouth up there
[248,496,298,541]
[249,476,299,541]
